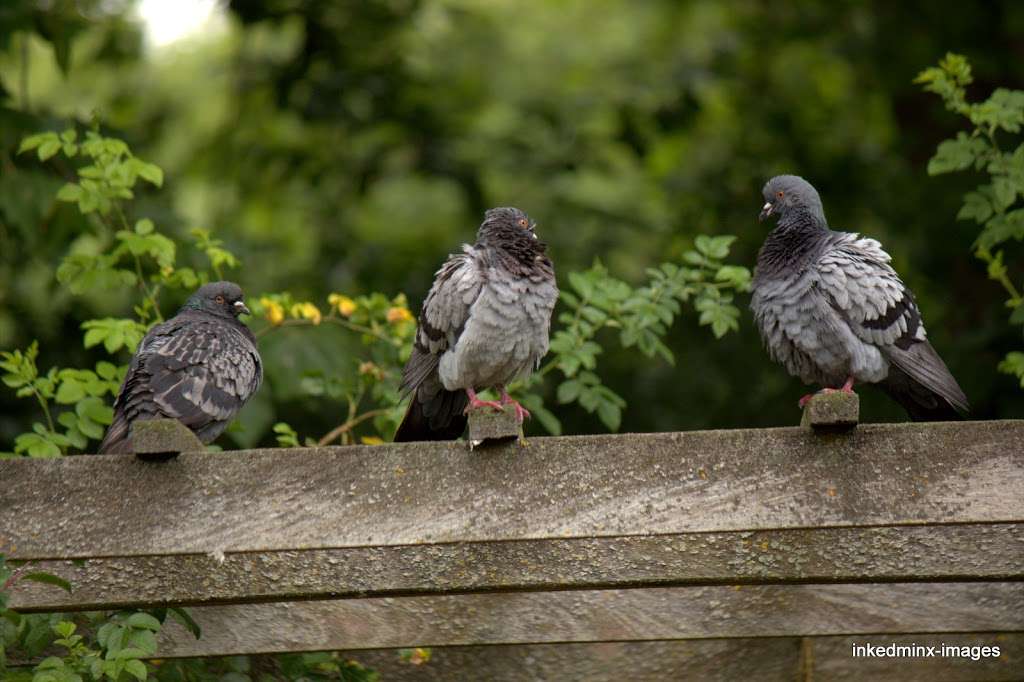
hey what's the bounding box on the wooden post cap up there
[130,419,205,461]
[466,405,522,448]
[800,391,859,432]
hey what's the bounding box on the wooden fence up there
[2,414,1022,680]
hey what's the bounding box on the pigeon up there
[97,281,263,453]
[393,207,558,442]
[751,175,969,420]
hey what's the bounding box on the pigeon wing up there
[99,317,262,452]
[400,247,483,395]
[818,235,968,413]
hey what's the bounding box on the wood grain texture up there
[3,421,1022,560]
[10,523,1024,611]
[338,634,1024,682]
[153,583,1024,657]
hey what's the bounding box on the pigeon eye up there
[518,218,530,228]
[215,295,225,304]
[776,191,785,199]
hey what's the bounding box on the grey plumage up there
[751,175,968,420]
[97,281,263,454]
[394,207,558,442]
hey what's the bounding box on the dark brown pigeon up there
[98,281,263,453]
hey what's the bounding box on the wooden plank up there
[3,421,1022,560]
[334,639,807,681]
[337,634,1024,682]
[10,523,1024,611]
[152,583,1024,657]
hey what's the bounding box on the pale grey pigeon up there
[98,281,263,453]
[394,207,558,441]
[751,175,969,420]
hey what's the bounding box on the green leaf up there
[21,572,72,593]
[556,380,581,404]
[567,271,594,299]
[714,265,752,291]
[124,659,147,681]
[695,235,736,259]
[37,139,62,161]
[95,361,118,380]
[127,630,158,656]
[596,398,622,432]
[125,613,161,632]
[927,132,989,175]
[55,183,82,202]
[134,161,164,188]
[54,380,85,405]
[18,132,55,155]
[957,191,993,224]
[998,351,1024,387]
[517,394,561,436]
[34,656,65,671]
[992,177,1018,211]
[77,397,113,425]
[14,433,61,458]
[168,607,202,640]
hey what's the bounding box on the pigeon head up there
[479,206,538,241]
[759,175,826,225]
[184,281,251,319]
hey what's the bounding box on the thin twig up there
[31,385,55,435]
[317,408,390,447]
[1,561,35,593]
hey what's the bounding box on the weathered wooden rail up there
[2,416,1023,680]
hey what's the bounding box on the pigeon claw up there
[798,378,858,409]
[499,388,532,424]
[464,388,503,414]
[464,397,504,414]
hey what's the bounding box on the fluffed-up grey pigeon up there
[751,175,969,420]
[97,281,263,453]
[393,207,558,442]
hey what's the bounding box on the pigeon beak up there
[530,221,538,239]
[234,300,251,316]
[759,202,773,222]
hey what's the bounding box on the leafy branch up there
[917,53,1024,386]
[514,235,751,434]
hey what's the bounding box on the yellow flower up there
[328,293,357,317]
[358,361,384,380]
[360,436,384,445]
[260,297,285,326]
[291,302,322,325]
[386,306,414,324]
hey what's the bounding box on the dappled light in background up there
[136,0,226,48]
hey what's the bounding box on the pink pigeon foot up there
[798,377,857,409]
[499,388,531,424]
[464,388,503,414]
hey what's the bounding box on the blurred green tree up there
[2,0,1023,449]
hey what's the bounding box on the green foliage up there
[0,343,118,457]
[526,237,750,432]
[918,53,1024,387]
[3,128,228,456]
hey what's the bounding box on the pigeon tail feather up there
[393,384,469,442]
[879,341,969,421]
